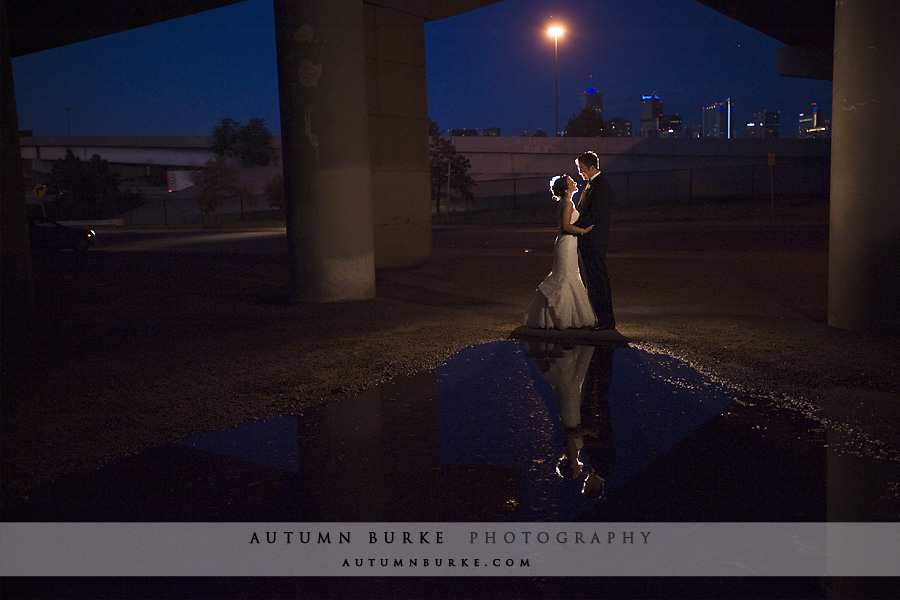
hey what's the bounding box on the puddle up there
[172,340,819,522]
[8,341,898,522]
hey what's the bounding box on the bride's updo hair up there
[549,173,569,200]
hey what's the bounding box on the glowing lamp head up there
[548,26,563,39]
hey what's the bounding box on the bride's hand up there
[583,224,594,234]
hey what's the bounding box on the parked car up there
[28,216,96,253]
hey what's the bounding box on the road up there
[89,215,829,257]
[93,228,289,254]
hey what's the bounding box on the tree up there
[429,120,475,212]
[193,157,239,221]
[83,154,119,200]
[211,117,241,162]
[564,108,606,137]
[239,118,278,167]
[265,173,285,213]
[50,148,87,195]
[49,149,137,219]
[211,117,276,167]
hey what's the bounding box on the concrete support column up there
[274,0,376,302]
[1,0,34,403]
[829,0,900,333]
[365,4,432,268]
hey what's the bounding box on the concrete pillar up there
[274,0,376,302]
[364,4,432,268]
[1,0,35,403]
[829,0,900,333]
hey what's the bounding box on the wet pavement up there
[5,339,897,524]
[7,217,900,598]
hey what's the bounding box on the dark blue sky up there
[11,0,833,138]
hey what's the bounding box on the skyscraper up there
[744,118,764,139]
[702,99,734,139]
[658,114,682,138]
[764,110,780,138]
[799,103,829,138]
[640,93,663,138]
[607,117,632,137]
[582,76,603,118]
[798,103,817,137]
[744,110,779,139]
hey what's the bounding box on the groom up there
[573,151,615,330]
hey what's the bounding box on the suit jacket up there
[573,172,612,255]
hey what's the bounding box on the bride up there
[522,173,597,329]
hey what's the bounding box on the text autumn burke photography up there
[247,528,652,545]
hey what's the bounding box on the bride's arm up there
[560,200,594,236]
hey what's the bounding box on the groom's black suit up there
[573,172,615,329]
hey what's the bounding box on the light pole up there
[548,26,563,136]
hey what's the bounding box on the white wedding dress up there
[522,205,597,329]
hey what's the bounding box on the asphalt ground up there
[2,203,899,517]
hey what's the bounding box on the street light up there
[548,26,564,136]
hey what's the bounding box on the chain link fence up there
[436,157,830,214]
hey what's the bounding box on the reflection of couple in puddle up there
[526,341,615,500]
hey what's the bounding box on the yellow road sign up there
[33,183,48,197]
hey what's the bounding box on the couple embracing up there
[522,151,616,331]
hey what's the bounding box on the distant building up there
[744,120,765,139]
[657,114,682,138]
[449,128,479,137]
[640,93,663,138]
[702,99,735,139]
[523,129,548,137]
[764,110,780,138]
[685,125,702,139]
[799,103,829,138]
[482,127,501,137]
[606,117,632,137]
[744,110,780,139]
[798,104,817,137]
[582,77,603,121]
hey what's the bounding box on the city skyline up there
[433,82,828,139]
[10,0,833,139]
[425,0,833,138]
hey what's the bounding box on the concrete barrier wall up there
[20,134,830,214]
[446,136,830,209]
[451,136,830,176]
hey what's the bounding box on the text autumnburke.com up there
[248,530,653,545]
